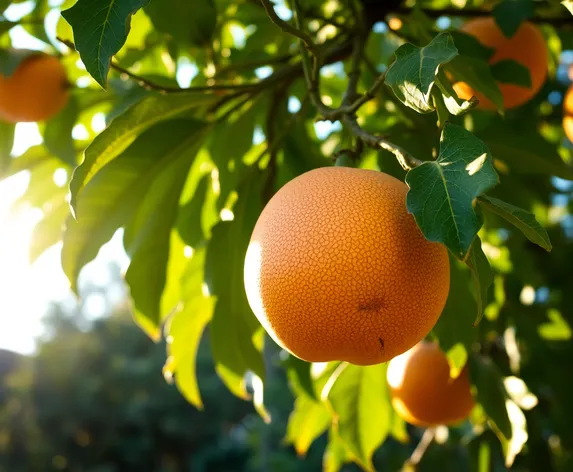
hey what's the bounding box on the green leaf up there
[493,0,535,38]
[466,236,494,325]
[166,248,215,409]
[385,32,458,114]
[325,363,390,471]
[479,125,573,180]
[205,170,266,399]
[435,72,478,117]
[469,354,512,439]
[490,59,532,87]
[43,94,79,167]
[478,195,551,251]
[208,99,259,208]
[405,123,499,257]
[564,0,573,15]
[447,33,504,111]
[0,120,14,176]
[432,255,477,366]
[284,355,316,401]
[323,430,354,472]
[538,309,572,341]
[145,0,216,47]
[0,49,40,76]
[69,93,217,212]
[285,394,331,457]
[124,124,207,339]
[176,172,210,248]
[29,199,69,263]
[62,0,151,87]
[62,118,206,294]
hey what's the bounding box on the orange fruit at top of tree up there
[244,167,450,366]
[453,18,548,110]
[0,53,69,123]
[563,85,573,143]
[387,341,475,427]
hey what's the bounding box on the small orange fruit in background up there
[453,17,548,110]
[0,53,69,123]
[244,167,450,366]
[387,341,475,427]
[563,85,573,143]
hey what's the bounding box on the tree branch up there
[395,6,573,26]
[259,0,320,55]
[341,115,423,170]
[403,427,436,471]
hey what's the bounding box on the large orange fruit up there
[244,167,450,366]
[453,18,548,110]
[387,341,475,426]
[563,85,573,143]
[0,53,69,123]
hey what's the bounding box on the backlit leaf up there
[406,123,499,257]
[62,0,151,87]
[285,394,330,456]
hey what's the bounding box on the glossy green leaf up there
[435,71,478,116]
[493,0,535,38]
[44,94,79,167]
[406,123,499,257]
[176,172,210,248]
[145,0,216,47]
[62,118,206,294]
[0,121,14,176]
[325,363,390,471]
[166,248,215,409]
[285,394,330,457]
[123,123,208,338]
[62,0,151,87]
[323,430,354,472]
[432,255,477,366]
[204,170,266,399]
[490,59,532,87]
[538,309,572,341]
[385,32,458,113]
[466,236,494,325]
[447,33,504,111]
[479,195,552,251]
[470,354,512,439]
[284,355,316,401]
[69,93,217,212]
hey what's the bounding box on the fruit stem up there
[403,427,436,471]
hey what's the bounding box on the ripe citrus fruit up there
[387,341,475,426]
[563,85,573,143]
[453,18,548,110]
[0,53,69,123]
[244,167,450,366]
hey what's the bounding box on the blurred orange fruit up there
[453,18,548,110]
[0,53,69,123]
[387,341,475,426]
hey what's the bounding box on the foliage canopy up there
[1,0,573,470]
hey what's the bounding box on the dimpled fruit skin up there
[387,342,475,427]
[453,18,548,110]
[0,54,69,123]
[244,167,450,366]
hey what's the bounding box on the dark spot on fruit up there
[358,299,383,312]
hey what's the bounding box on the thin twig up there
[259,0,319,55]
[395,6,573,26]
[403,428,436,470]
[341,115,423,170]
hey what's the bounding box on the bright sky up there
[0,1,130,354]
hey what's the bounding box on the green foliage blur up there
[1,0,573,470]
